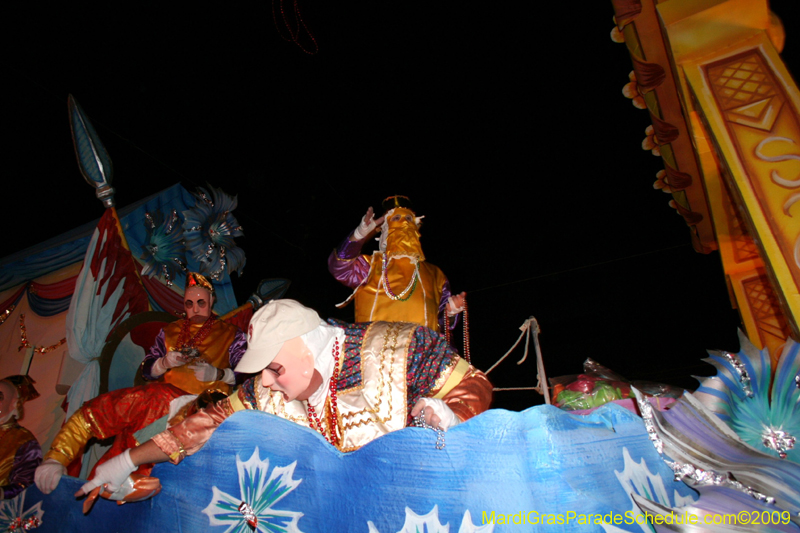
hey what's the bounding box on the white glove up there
[414,398,461,430]
[151,350,187,377]
[353,208,379,240]
[35,459,67,494]
[78,449,136,497]
[189,361,220,382]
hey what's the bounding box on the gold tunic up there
[161,319,239,395]
[0,421,38,486]
[354,253,448,332]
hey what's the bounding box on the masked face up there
[0,381,18,424]
[184,287,213,324]
[383,208,424,261]
[261,337,322,402]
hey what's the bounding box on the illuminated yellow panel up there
[683,34,800,338]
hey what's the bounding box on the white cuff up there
[150,358,168,377]
[420,398,461,430]
[221,368,235,385]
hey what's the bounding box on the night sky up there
[7,1,800,410]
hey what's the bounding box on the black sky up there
[7,1,800,410]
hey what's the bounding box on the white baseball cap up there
[235,299,321,373]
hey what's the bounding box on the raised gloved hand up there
[75,449,136,498]
[150,350,187,377]
[410,398,461,430]
[353,207,385,241]
[35,459,67,494]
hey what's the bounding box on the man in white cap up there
[76,299,491,499]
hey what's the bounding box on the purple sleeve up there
[328,232,372,289]
[228,328,248,383]
[438,278,460,331]
[141,329,167,381]
[2,439,42,500]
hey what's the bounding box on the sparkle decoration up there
[720,350,753,398]
[693,332,800,462]
[762,427,796,459]
[18,314,66,354]
[0,305,15,326]
[237,502,258,531]
[634,392,663,455]
[202,448,304,533]
[366,506,494,533]
[0,493,43,532]
[183,186,245,281]
[140,209,187,287]
[666,461,776,505]
[633,389,787,511]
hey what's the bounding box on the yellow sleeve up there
[44,411,94,466]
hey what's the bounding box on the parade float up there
[2,0,800,531]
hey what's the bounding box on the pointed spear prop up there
[68,94,116,208]
[67,94,148,291]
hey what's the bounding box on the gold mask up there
[383,208,425,261]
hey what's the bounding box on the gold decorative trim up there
[339,322,404,430]
[431,358,469,399]
[166,428,187,462]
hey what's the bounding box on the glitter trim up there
[721,350,753,398]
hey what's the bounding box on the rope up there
[485,316,550,404]
[485,317,534,374]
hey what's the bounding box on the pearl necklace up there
[381,255,419,301]
[306,339,341,447]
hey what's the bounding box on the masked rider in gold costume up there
[140,273,246,395]
[328,196,465,332]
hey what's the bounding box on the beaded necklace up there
[176,315,217,350]
[381,255,419,301]
[306,338,341,447]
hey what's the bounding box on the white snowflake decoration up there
[202,447,304,533]
[0,491,44,531]
[367,505,493,533]
[601,447,695,533]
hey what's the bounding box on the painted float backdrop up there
[0,183,239,452]
[2,404,697,533]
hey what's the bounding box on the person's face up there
[260,337,320,402]
[385,208,423,257]
[388,211,415,225]
[0,381,18,424]
[184,287,213,324]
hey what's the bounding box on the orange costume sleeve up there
[152,394,240,464]
[441,366,492,422]
[44,384,188,471]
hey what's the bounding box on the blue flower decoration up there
[202,448,304,533]
[140,209,187,286]
[183,186,245,281]
[694,332,800,462]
